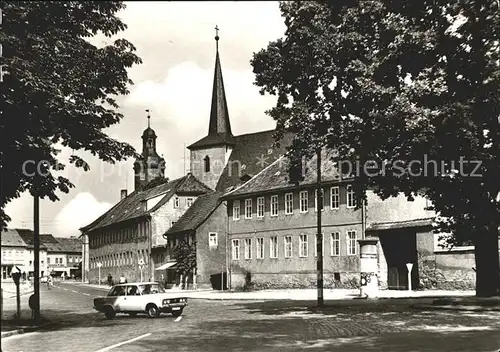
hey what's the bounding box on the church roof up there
[80,173,211,233]
[188,45,236,150]
[165,191,224,236]
[215,129,293,192]
[222,148,342,198]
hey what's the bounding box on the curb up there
[412,304,500,312]
[1,323,52,338]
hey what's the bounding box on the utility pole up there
[33,193,41,321]
[316,148,324,307]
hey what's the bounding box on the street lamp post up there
[316,148,324,307]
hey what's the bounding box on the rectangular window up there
[331,232,340,256]
[233,200,240,220]
[330,186,340,209]
[314,234,325,256]
[347,230,357,255]
[232,239,240,260]
[245,199,252,219]
[209,232,218,247]
[257,197,265,218]
[284,236,292,258]
[315,189,325,211]
[270,237,278,258]
[174,196,179,208]
[285,193,293,215]
[270,195,278,216]
[186,198,194,208]
[299,191,308,213]
[256,237,264,259]
[244,238,252,259]
[299,234,308,257]
[347,185,356,208]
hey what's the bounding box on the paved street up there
[2,282,500,352]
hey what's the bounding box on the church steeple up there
[134,110,166,190]
[188,26,236,150]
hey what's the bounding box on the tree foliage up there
[172,238,197,278]
[252,0,500,296]
[0,2,142,229]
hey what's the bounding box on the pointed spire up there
[208,27,233,138]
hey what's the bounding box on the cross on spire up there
[215,25,219,52]
[146,109,151,128]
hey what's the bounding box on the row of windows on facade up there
[48,257,79,264]
[230,231,358,260]
[232,185,357,220]
[90,249,149,269]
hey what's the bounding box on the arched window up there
[204,155,210,172]
[147,139,153,148]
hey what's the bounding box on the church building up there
[80,112,211,284]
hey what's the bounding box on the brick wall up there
[190,146,232,190]
[195,202,227,289]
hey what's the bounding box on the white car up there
[40,276,48,283]
[93,282,187,319]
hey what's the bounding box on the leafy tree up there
[172,239,196,285]
[0,2,142,229]
[252,1,500,296]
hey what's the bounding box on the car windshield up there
[138,283,165,294]
[107,286,126,296]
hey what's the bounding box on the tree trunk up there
[474,225,500,297]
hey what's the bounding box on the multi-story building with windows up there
[221,150,440,289]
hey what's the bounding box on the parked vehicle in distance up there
[40,276,48,283]
[93,282,188,319]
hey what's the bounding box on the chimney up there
[120,189,128,200]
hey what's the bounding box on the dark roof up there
[366,218,435,231]
[80,173,211,233]
[165,191,224,236]
[188,50,236,150]
[215,129,293,193]
[223,148,341,198]
[1,229,27,247]
[40,234,64,252]
[15,229,47,250]
[55,237,81,253]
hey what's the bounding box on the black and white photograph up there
[1,1,499,351]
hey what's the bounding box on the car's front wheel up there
[104,307,116,320]
[146,304,160,318]
[171,309,183,318]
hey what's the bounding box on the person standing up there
[119,274,126,284]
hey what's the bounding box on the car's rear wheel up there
[104,307,116,320]
[171,309,183,318]
[128,312,138,317]
[146,304,159,318]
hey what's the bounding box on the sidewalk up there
[1,294,53,338]
[64,281,476,300]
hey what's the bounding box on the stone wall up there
[230,271,359,290]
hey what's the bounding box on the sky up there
[5,1,286,238]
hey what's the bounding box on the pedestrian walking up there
[119,274,126,284]
[107,274,113,286]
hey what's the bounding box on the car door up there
[122,285,142,312]
[108,286,127,312]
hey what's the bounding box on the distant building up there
[15,229,49,278]
[1,229,33,280]
[41,235,82,278]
